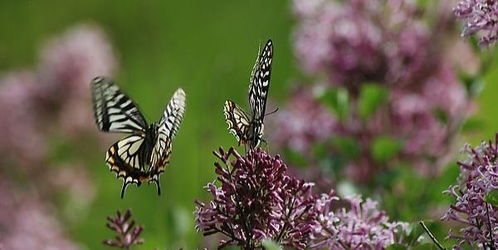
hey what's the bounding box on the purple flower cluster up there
[270,0,474,183]
[442,135,498,248]
[454,0,498,46]
[195,148,317,249]
[195,148,407,249]
[103,209,144,249]
[312,194,408,249]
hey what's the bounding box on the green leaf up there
[386,244,408,250]
[261,239,282,250]
[370,136,402,163]
[358,83,387,119]
[330,136,361,159]
[319,88,349,121]
[484,189,498,206]
[461,117,484,132]
[412,243,440,250]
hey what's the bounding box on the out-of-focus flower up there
[268,86,336,155]
[0,23,116,170]
[311,194,408,249]
[271,0,474,184]
[0,179,80,250]
[0,23,117,249]
[103,209,144,249]
[454,0,498,46]
[195,147,318,249]
[442,135,498,248]
[37,23,117,136]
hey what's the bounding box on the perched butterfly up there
[91,76,186,198]
[224,39,273,149]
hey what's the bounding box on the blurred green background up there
[0,0,297,249]
[2,0,498,249]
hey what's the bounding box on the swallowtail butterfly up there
[91,77,186,198]
[224,39,273,148]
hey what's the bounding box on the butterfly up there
[224,39,273,149]
[91,76,186,198]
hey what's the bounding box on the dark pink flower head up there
[442,135,498,248]
[312,194,408,249]
[195,148,318,249]
[454,0,498,46]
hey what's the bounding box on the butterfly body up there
[92,77,185,198]
[224,40,273,149]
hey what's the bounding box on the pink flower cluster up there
[0,24,117,248]
[270,0,474,183]
[442,135,498,248]
[454,0,498,46]
[312,194,408,249]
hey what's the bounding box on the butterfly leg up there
[153,179,161,196]
[120,182,129,199]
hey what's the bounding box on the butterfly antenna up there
[120,182,129,199]
[265,107,279,117]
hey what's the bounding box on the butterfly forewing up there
[150,88,186,169]
[91,77,148,133]
[223,100,251,145]
[249,40,273,120]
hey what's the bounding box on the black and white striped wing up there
[223,100,251,145]
[248,39,273,121]
[105,134,147,198]
[91,77,148,133]
[150,88,186,170]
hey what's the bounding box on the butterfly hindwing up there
[223,100,251,145]
[91,77,148,133]
[106,134,149,198]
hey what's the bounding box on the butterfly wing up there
[223,100,251,145]
[91,76,148,133]
[248,39,273,121]
[105,134,148,198]
[149,88,186,194]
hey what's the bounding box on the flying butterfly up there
[224,39,273,149]
[91,76,186,198]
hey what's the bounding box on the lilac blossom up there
[103,209,144,249]
[195,147,409,249]
[270,0,474,183]
[195,147,318,249]
[0,23,117,248]
[442,135,498,248]
[454,0,498,46]
[311,194,408,249]
[268,86,336,155]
